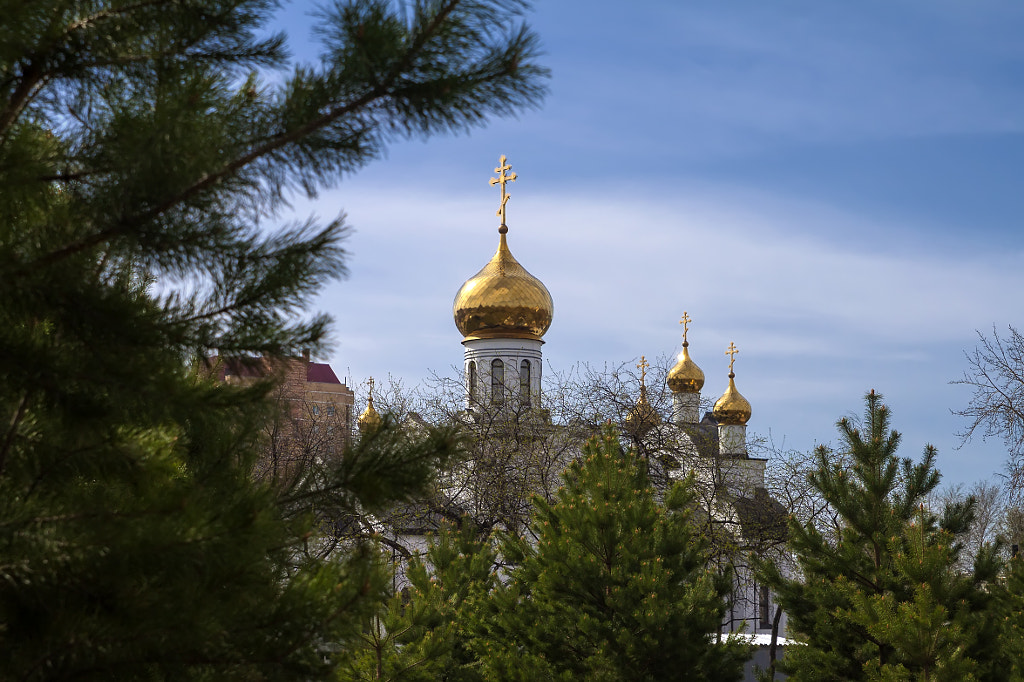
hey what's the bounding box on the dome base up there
[461,329,546,343]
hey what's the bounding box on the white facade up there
[462,337,543,410]
[671,391,701,426]
[718,423,749,457]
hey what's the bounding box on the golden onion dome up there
[667,343,705,394]
[358,385,382,433]
[625,385,661,435]
[453,228,553,341]
[713,374,751,425]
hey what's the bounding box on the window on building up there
[759,584,771,629]
[520,359,531,406]
[491,359,504,405]
[468,361,477,401]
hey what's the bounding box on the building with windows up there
[210,352,355,438]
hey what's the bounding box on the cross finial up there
[367,376,375,403]
[725,343,739,376]
[488,154,517,232]
[636,355,649,387]
[679,312,692,346]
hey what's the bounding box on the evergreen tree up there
[0,1,546,678]
[339,519,497,681]
[995,556,1024,681]
[478,425,749,682]
[759,391,1007,681]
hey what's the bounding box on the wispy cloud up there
[539,2,1024,157]
[303,179,1019,483]
[270,0,1024,487]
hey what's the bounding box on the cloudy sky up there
[275,1,1024,486]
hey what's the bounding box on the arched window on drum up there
[490,359,504,405]
[520,359,531,407]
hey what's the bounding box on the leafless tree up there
[256,384,350,492]
[303,358,809,635]
[414,369,588,538]
[254,377,462,565]
[553,357,794,632]
[762,442,847,541]
[954,325,1024,496]
[932,479,1004,571]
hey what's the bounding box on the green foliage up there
[339,520,497,681]
[0,0,545,678]
[759,391,1007,681]
[993,556,1024,682]
[478,425,748,681]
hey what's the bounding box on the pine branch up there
[0,390,30,476]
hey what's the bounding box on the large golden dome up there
[667,344,705,394]
[453,228,553,341]
[713,374,751,425]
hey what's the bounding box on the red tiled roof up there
[209,356,342,385]
[307,362,341,384]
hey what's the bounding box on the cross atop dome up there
[454,155,552,412]
[454,155,552,343]
[637,355,650,387]
[680,312,692,347]
[489,154,517,232]
[726,342,739,376]
[358,376,382,432]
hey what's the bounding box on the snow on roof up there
[731,634,801,647]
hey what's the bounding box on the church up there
[360,155,793,670]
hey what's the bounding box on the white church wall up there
[462,337,543,409]
[671,391,701,426]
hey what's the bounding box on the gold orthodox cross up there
[725,343,739,375]
[679,312,692,345]
[367,376,375,400]
[489,154,517,228]
[637,355,649,387]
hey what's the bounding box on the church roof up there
[453,228,553,341]
[726,488,789,548]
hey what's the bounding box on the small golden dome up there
[667,344,704,394]
[713,374,751,425]
[358,383,383,432]
[625,385,661,435]
[626,356,661,435]
[453,229,553,341]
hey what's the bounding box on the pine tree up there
[996,556,1024,681]
[758,391,1007,681]
[478,425,749,682]
[0,1,545,678]
[338,519,498,682]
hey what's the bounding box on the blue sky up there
[274,1,1024,485]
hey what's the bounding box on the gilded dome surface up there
[625,386,661,434]
[453,231,553,341]
[713,375,751,425]
[358,395,382,432]
[667,344,705,394]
